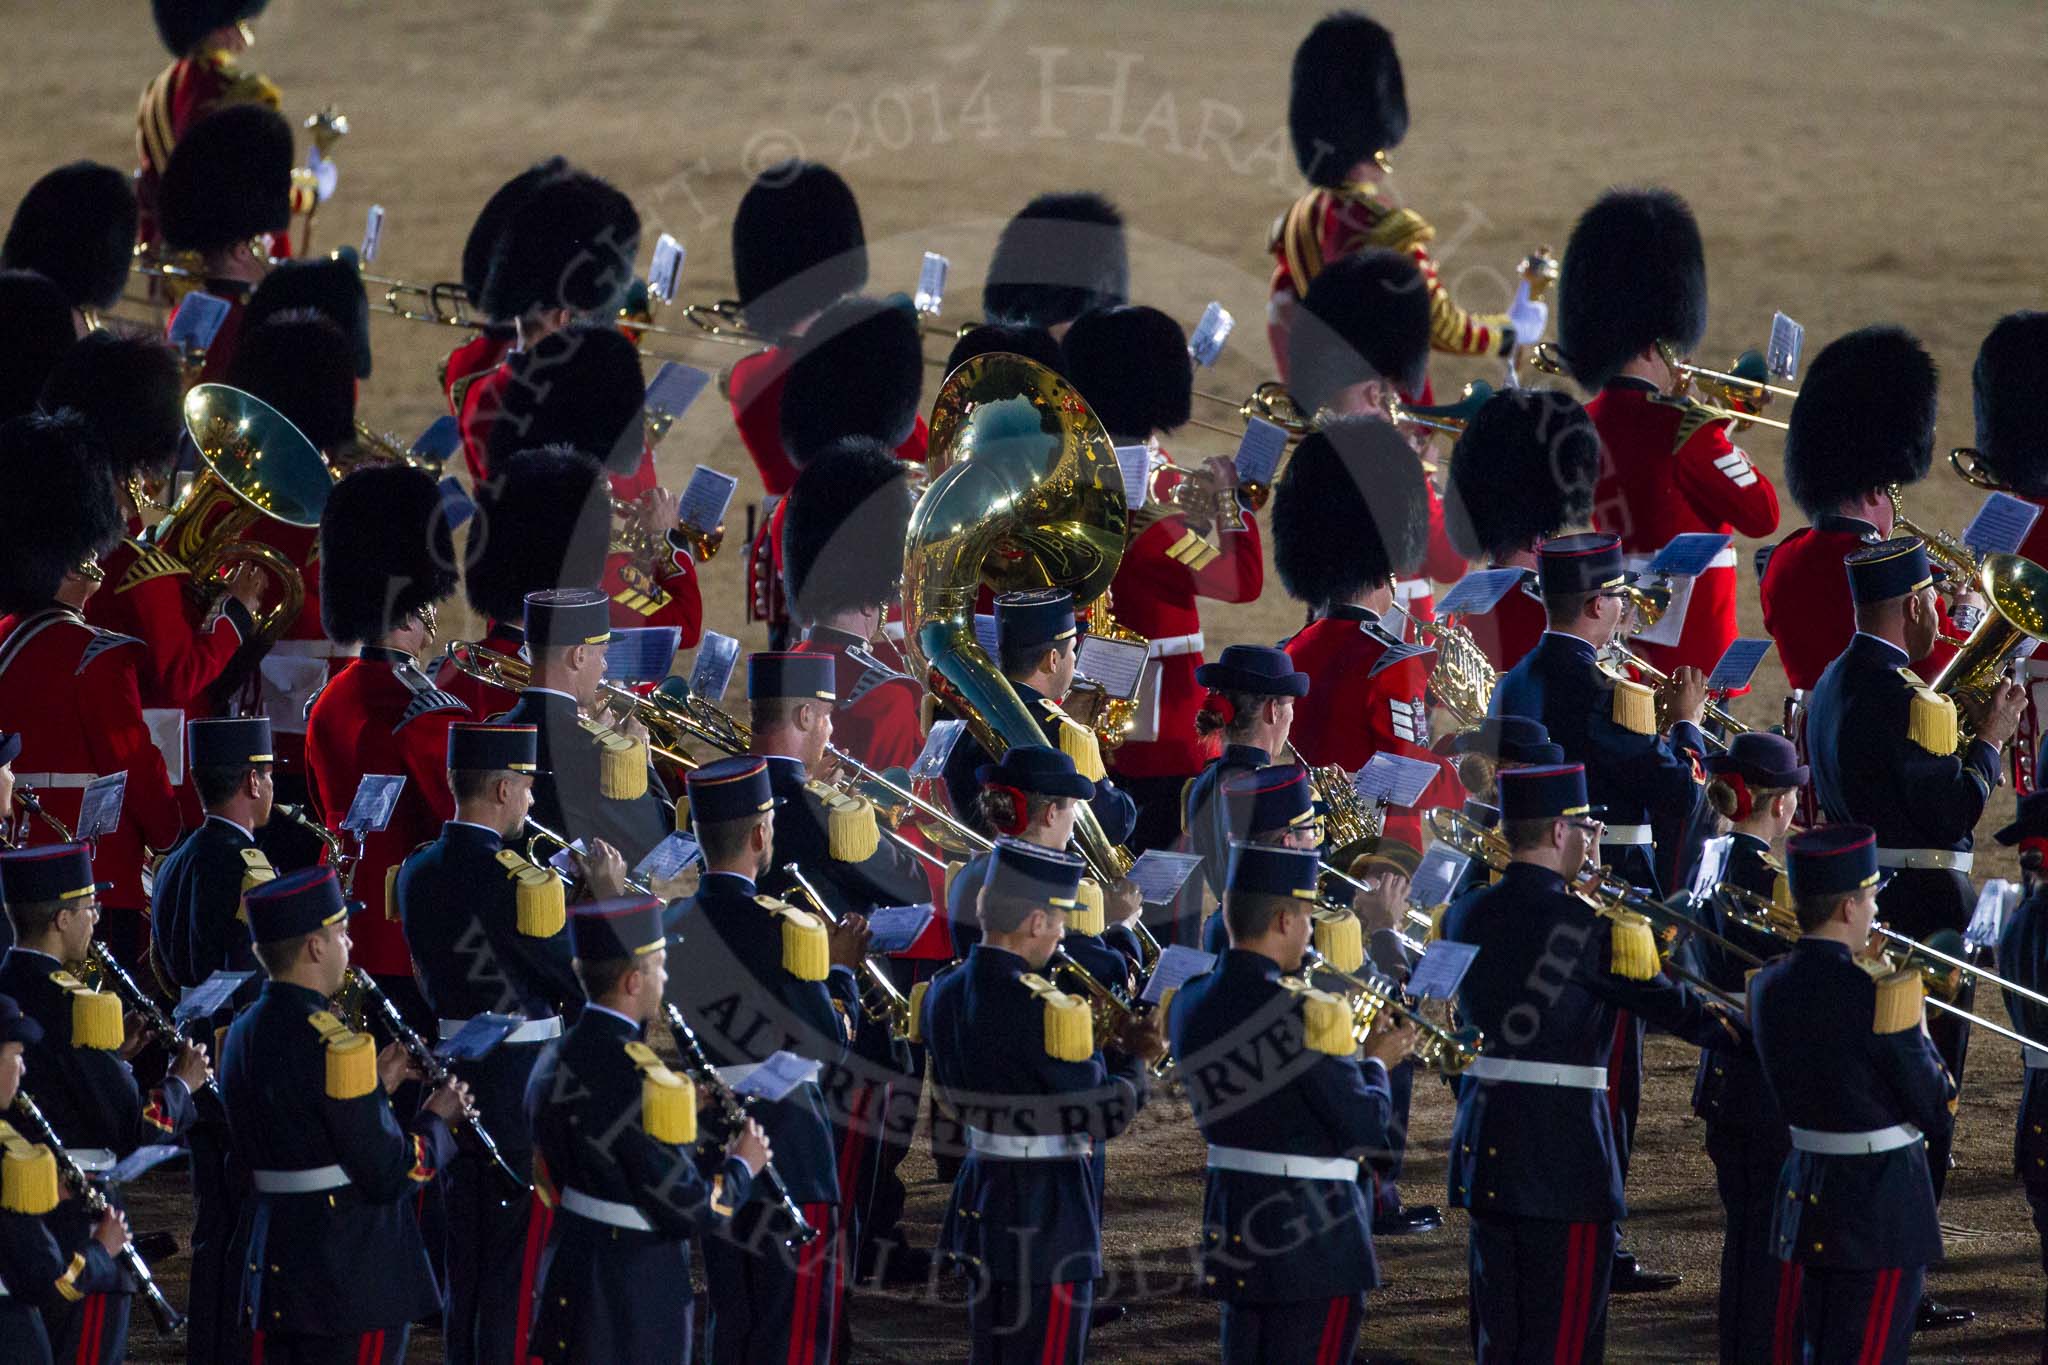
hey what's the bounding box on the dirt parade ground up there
[8,0,2048,1358]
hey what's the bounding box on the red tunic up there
[1460,566,1548,673]
[0,608,183,910]
[603,542,702,646]
[85,533,247,711]
[1760,518,1960,691]
[1282,605,1463,850]
[1587,380,1781,677]
[303,647,470,976]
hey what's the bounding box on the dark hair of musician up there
[1705,779,1793,822]
[1792,891,1860,936]
[976,888,1048,935]
[251,931,311,978]
[1501,817,1563,852]
[1193,689,1262,741]
[449,768,521,803]
[973,787,1052,839]
[573,955,638,1002]
[749,697,823,734]
[1221,890,1297,942]
[998,637,1062,679]
[1540,589,1599,627]
[695,812,769,868]
[193,763,265,810]
[2,899,65,943]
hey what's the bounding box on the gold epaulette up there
[1607,912,1660,981]
[115,541,188,594]
[1280,975,1355,1056]
[1042,704,1106,781]
[760,895,829,981]
[611,580,674,617]
[0,1122,57,1215]
[1898,669,1959,756]
[50,972,122,1051]
[1610,678,1657,736]
[906,979,931,1045]
[497,848,566,937]
[1069,879,1107,936]
[238,846,276,898]
[1311,909,1365,974]
[308,1008,376,1099]
[1361,204,1436,257]
[1020,972,1093,1061]
[625,1039,696,1145]
[805,780,880,861]
[219,65,283,110]
[1164,528,1220,571]
[1873,968,1923,1035]
[580,718,650,800]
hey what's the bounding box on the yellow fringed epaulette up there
[1607,912,1660,981]
[906,979,931,1045]
[50,972,122,1051]
[0,1129,57,1216]
[383,862,401,922]
[497,848,566,938]
[581,719,650,800]
[1165,528,1221,571]
[114,541,188,594]
[1897,669,1959,756]
[1280,976,1357,1056]
[1049,710,1106,782]
[1020,972,1093,1061]
[1069,880,1106,936]
[1428,902,1450,944]
[674,794,691,832]
[1610,678,1657,736]
[1312,909,1365,974]
[238,846,276,900]
[806,781,880,861]
[625,1040,697,1145]
[1771,871,1792,913]
[308,1009,377,1099]
[766,899,830,981]
[1872,968,1923,1035]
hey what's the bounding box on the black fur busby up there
[1272,415,1428,607]
[0,409,124,614]
[478,170,640,322]
[1060,305,1193,443]
[485,323,645,477]
[1444,388,1603,561]
[226,310,358,453]
[38,330,184,485]
[1288,11,1408,187]
[152,0,268,56]
[464,445,611,624]
[981,192,1128,331]
[1556,187,1707,391]
[0,269,77,423]
[2,162,139,312]
[1784,325,1938,521]
[946,323,1066,378]
[1972,311,2048,499]
[778,296,923,465]
[732,161,868,339]
[319,462,459,645]
[462,157,571,303]
[1291,248,1430,410]
[243,255,373,379]
[781,437,916,621]
[158,103,294,255]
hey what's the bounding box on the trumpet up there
[342,418,448,474]
[661,1004,819,1247]
[1046,948,1172,1078]
[1530,343,1789,432]
[441,642,703,776]
[1885,483,1979,583]
[1598,639,1749,750]
[1300,947,1481,1073]
[1388,381,1497,437]
[613,494,723,564]
[825,744,987,867]
[782,868,915,1037]
[522,817,659,898]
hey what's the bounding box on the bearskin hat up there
[39,330,184,485]
[982,192,1128,331]
[226,310,358,453]
[0,409,124,614]
[732,161,868,339]
[1972,311,2048,499]
[1272,416,1428,606]
[243,254,373,379]
[0,270,78,423]
[1291,248,1430,409]
[464,445,611,624]
[158,103,294,255]
[319,462,458,645]
[462,157,571,304]
[781,437,916,621]
[1288,11,1408,186]
[778,296,923,466]
[152,0,268,56]
[946,322,1066,378]
[1060,305,1192,442]
[478,170,640,323]
[484,323,645,477]
[1784,325,1938,521]
[1557,187,1707,391]
[2,162,139,312]
[1445,388,1603,561]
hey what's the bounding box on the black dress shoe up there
[1371,1203,1443,1236]
[860,1241,934,1286]
[1913,1299,1974,1332]
[1609,1254,1682,1294]
[1086,1302,1128,1333]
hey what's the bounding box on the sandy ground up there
[11,0,2048,1358]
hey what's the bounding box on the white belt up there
[11,773,95,789]
[1788,1123,1923,1156]
[1206,1144,1359,1182]
[68,1149,116,1173]
[265,640,359,659]
[1146,632,1204,660]
[1463,1057,1609,1090]
[560,1186,654,1231]
[2024,1044,2048,1071]
[252,1164,352,1194]
[437,1016,563,1044]
[1601,825,1653,847]
[1875,848,1972,873]
[1702,547,1738,570]
[965,1128,1092,1160]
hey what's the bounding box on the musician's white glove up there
[306,147,339,204]
[1506,280,1548,347]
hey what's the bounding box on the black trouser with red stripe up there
[247,1325,410,1363]
[1706,1123,1790,1364]
[965,1274,1092,1365]
[1769,1263,1922,1365]
[1466,1212,1615,1364]
[703,1200,843,1365]
[441,1159,551,1365]
[1220,1294,1366,1365]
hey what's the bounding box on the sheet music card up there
[689,632,740,702]
[914,252,949,314]
[342,774,406,834]
[647,233,685,304]
[74,773,127,842]
[1964,492,2042,557]
[634,832,703,884]
[1406,941,1479,1001]
[1408,843,1471,910]
[1233,417,1288,490]
[435,1014,520,1062]
[1140,945,1218,1004]
[865,904,935,954]
[1706,638,1774,692]
[1126,849,1205,905]
[911,720,966,781]
[1436,567,1528,618]
[1188,302,1235,366]
[1352,753,1440,809]
[1075,635,1148,702]
[174,971,256,1022]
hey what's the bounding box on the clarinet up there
[86,944,219,1102]
[344,969,528,1193]
[661,1004,819,1247]
[11,1091,185,1334]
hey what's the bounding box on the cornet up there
[1299,947,1481,1074]
[1047,948,1172,1078]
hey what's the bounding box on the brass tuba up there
[148,385,335,642]
[904,353,1134,884]
[1931,552,2048,726]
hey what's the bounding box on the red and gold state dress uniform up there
[135,45,309,254]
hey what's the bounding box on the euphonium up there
[150,385,334,642]
[1931,553,2048,743]
[904,353,1135,885]
[1885,484,1979,581]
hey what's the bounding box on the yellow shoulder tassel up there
[641,1066,697,1146]
[383,863,401,921]
[1041,988,1094,1062]
[70,989,124,1051]
[1057,718,1107,782]
[906,979,930,1045]
[324,1030,378,1099]
[943,861,967,910]
[674,794,691,832]
[1607,912,1660,981]
[1068,880,1106,936]
[599,736,650,800]
[1610,678,1657,736]
[1312,910,1365,974]
[779,908,830,981]
[239,847,276,897]
[498,849,566,937]
[826,793,881,862]
[1299,987,1356,1056]
[1428,902,1450,944]
[0,1139,58,1215]
[1902,673,1959,757]
[1771,871,1792,912]
[1872,968,1923,1035]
